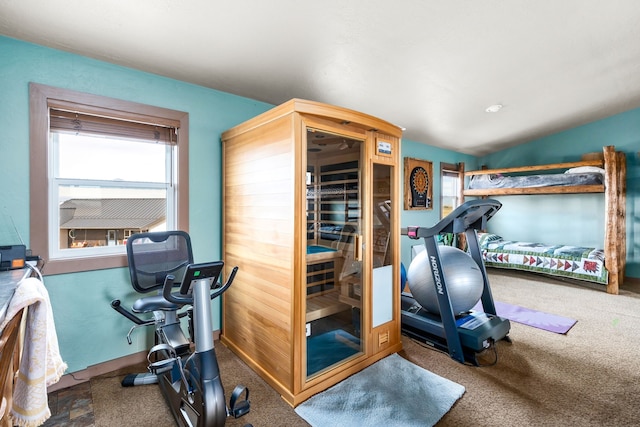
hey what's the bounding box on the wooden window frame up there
[29,83,189,275]
[440,162,464,219]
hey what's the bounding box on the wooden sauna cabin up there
[221,99,403,406]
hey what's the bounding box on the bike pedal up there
[147,343,179,374]
[229,385,250,418]
[148,357,176,375]
[231,401,250,419]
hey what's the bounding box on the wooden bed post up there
[603,145,626,294]
[617,151,627,287]
[456,162,467,250]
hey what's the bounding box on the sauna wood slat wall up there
[222,115,295,390]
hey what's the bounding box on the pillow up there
[478,232,502,241]
[477,232,503,247]
[564,166,605,175]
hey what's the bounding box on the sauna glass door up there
[305,128,363,379]
[372,163,394,327]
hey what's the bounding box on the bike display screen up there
[179,261,224,295]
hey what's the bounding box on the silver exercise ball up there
[407,245,483,315]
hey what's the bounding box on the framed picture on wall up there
[404,157,433,210]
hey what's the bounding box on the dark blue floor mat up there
[307,329,361,376]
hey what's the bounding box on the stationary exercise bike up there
[111,230,251,426]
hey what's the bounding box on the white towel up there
[0,277,67,427]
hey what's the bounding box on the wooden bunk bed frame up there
[463,145,626,294]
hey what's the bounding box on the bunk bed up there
[463,145,626,294]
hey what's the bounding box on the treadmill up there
[401,199,511,365]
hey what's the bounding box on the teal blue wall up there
[399,141,477,270]
[0,36,273,372]
[477,110,640,279]
[1,35,638,374]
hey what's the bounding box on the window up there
[50,113,174,256]
[30,83,189,275]
[440,162,464,218]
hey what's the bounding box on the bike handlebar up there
[163,266,239,306]
[111,299,148,325]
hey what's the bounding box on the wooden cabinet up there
[221,99,403,406]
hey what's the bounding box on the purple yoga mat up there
[472,301,577,334]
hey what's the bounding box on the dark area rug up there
[307,329,360,376]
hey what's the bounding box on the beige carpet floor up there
[90,271,640,426]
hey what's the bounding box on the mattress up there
[468,166,605,190]
[478,232,608,285]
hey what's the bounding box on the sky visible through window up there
[57,133,167,183]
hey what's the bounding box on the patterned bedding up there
[478,232,608,285]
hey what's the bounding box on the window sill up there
[41,254,128,276]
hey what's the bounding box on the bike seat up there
[132,294,180,313]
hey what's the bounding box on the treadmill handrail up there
[401,199,501,238]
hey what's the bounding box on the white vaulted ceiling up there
[2,0,640,155]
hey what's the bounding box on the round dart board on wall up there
[410,166,429,207]
[404,157,433,210]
